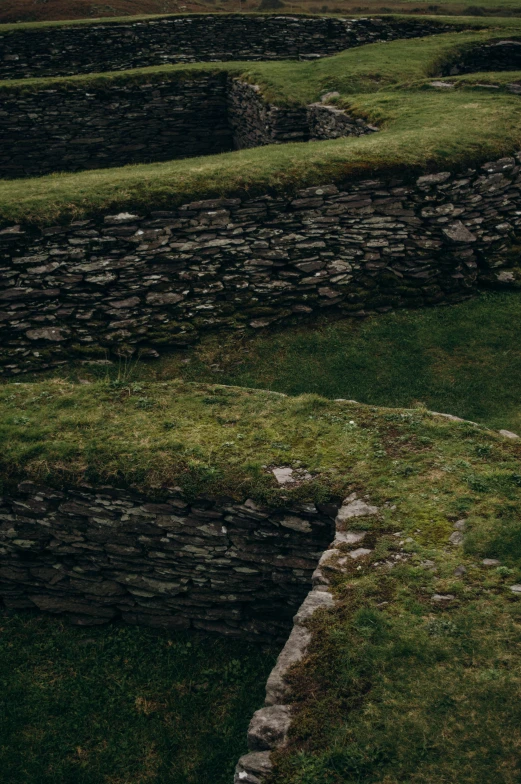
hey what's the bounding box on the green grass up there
[0,614,275,784]
[2,379,521,782]
[273,552,521,784]
[71,291,521,435]
[1,23,521,224]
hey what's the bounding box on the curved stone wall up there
[228,78,377,151]
[0,154,520,376]
[0,75,376,179]
[0,15,459,80]
[0,73,233,178]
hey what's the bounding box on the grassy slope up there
[86,291,520,434]
[273,530,521,784]
[0,617,275,784]
[1,23,521,223]
[2,380,521,782]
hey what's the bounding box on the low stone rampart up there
[0,15,460,80]
[0,480,336,642]
[1,154,520,375]
[0,75,376,179]
[441,38,521,75]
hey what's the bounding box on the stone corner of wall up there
[233,493,381,783]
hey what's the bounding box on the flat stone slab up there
[265,624,312,706]
[499,429,520,440]
[334,530,366,545]
[294,589,334,624]
[336,496,379,524]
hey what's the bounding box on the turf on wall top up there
[0,16,520,224]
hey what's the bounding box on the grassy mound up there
[0,375,517,497]
[2,379,521,781]
[41,290,521,435]
[1,20,521,224]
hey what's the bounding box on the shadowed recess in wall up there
[441,37,521,74]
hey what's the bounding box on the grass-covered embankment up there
[2,380,521,782]
[0,616,275,784]
[58,291,521,435]
[0,21,521,223]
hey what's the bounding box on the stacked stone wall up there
[1,154,520,376]
[0,480,336,642]
[227,79,376,150]
[0,76,376,179]
[0,15,460,80]
[441,38,521,75]
[0,74,233,178]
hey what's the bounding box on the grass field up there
[0,614,275,784]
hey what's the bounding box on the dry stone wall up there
[228,79,377,150]
[1,154,520,376]
[0,480,336,642]
[0,73,233,178]
[441,38,521,75]
[234,493,380,783]
[0,75,376,179]
[0,16,460,80]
